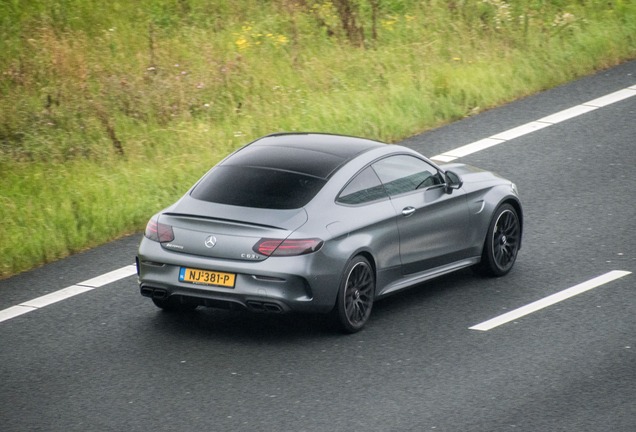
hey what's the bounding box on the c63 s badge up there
[241,253,262,260]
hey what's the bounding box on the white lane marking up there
[0,305,38,323]
[470,270,631,331]
[0,264,137,324]
[430,84,636,163]
[77,265,137,288]
[444,138,505,158]
[537,105,598,124]
[582,88,636,107]
[21,285,94,308]
[429,154,456,163]
[490,121,552,141]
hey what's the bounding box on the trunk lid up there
[159,196,307,261]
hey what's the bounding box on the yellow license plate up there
[179,268,236,288]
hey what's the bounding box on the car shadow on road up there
[372,267,479,317]
[143,267,483,343]
[146,305,339,342]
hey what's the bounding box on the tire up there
[152,296,198,312]
[334,256,375,333]
[474,203,521,277]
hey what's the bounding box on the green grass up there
[2,0,636,278]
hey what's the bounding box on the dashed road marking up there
[536,105,598,124]
[469,270,632,331]
[0,264,137,324]
[20,285,94,308]
[443,138,505,159]
[490,121,551,141]
[583,88,636,107]
[431,85,636,163]
[77,265,138,288]
[0,305,38,323]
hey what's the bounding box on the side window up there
[337,166,388,205]
[372,155,443,197]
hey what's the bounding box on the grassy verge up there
[2,0,636,278]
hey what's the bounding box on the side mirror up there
[444,170,463,194]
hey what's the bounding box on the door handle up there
[402,207,416,217]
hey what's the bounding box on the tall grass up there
[1,0,636,277]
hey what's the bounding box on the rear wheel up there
[152,296,198,312]
[474,203,521,277]
[335,256,375,333]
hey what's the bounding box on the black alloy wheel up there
[336,256,375,333]
[475,203,521,277]
[492,208,520,270]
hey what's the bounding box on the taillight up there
[144,216,175,242]
[253,238,323,257]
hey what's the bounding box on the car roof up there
[221,133,386,179]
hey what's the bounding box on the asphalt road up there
[2,60,635,432]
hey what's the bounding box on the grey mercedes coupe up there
[137,133,522,333]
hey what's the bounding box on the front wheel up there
[334,256,375,333]
[474,203,521,277]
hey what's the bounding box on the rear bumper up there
[139,282,293,313]
[137,237,343,313]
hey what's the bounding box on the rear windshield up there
[191,166,327,209]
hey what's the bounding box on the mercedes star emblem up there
[204,235,217,248]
